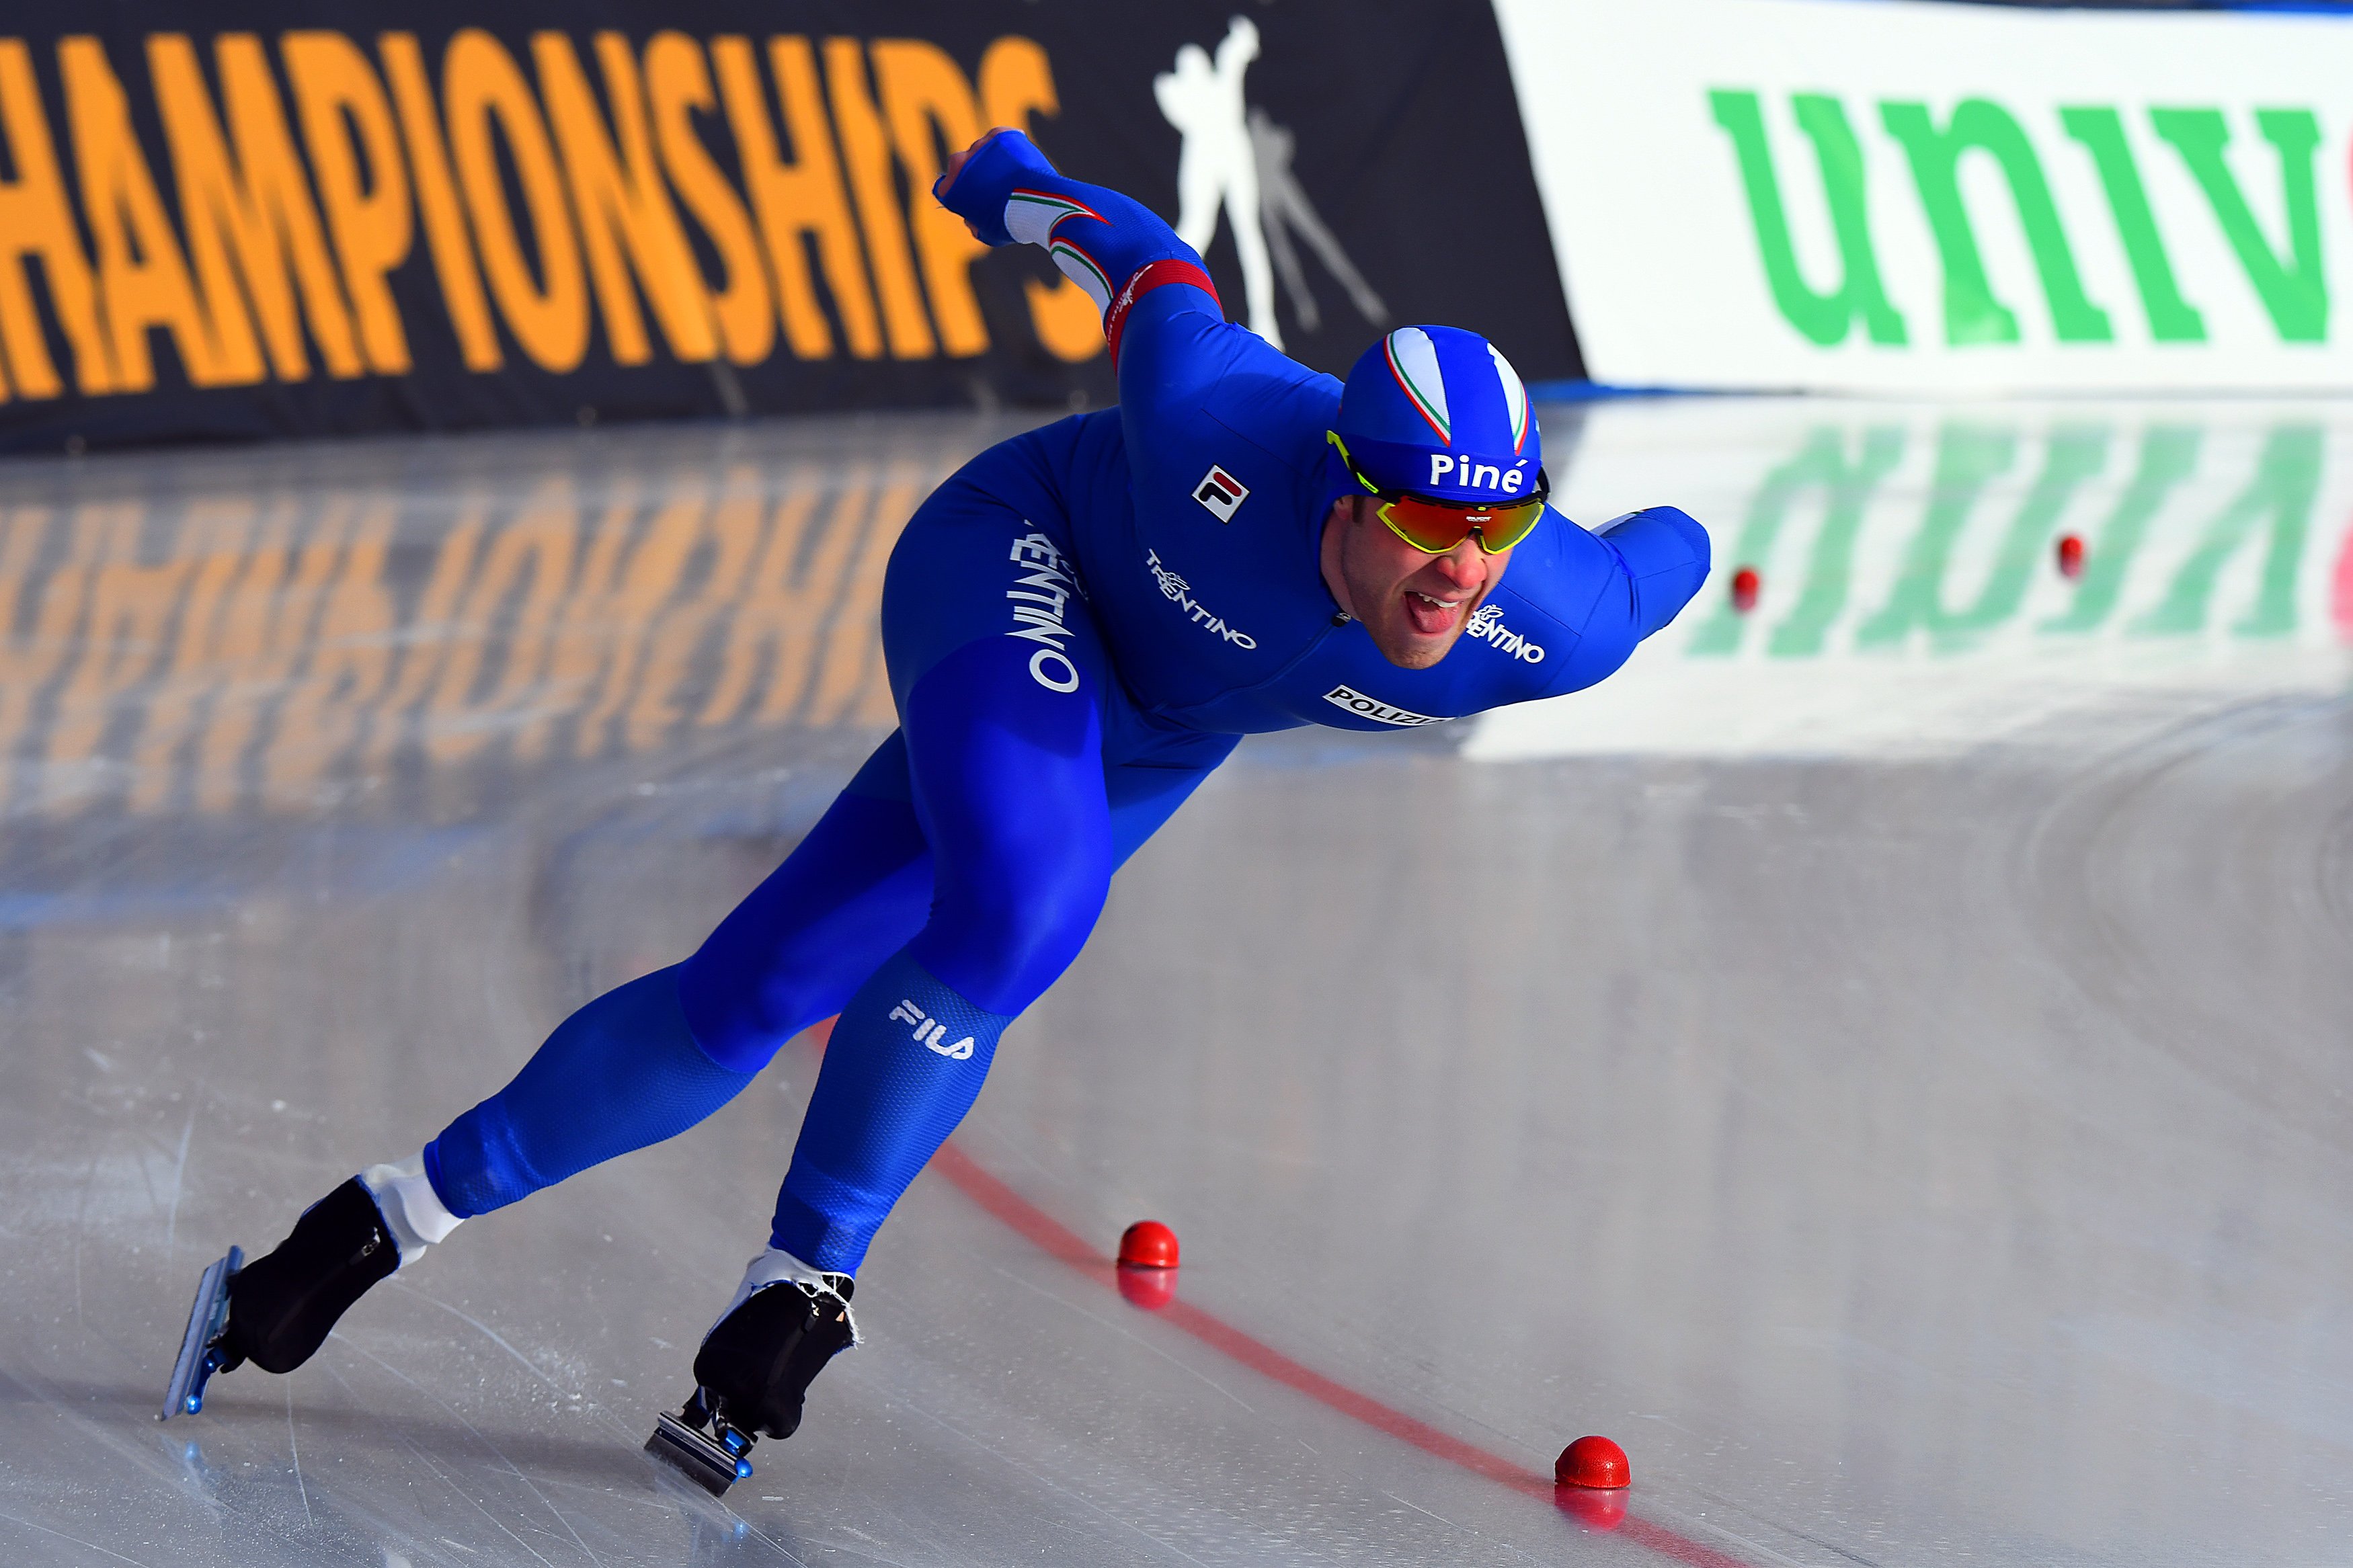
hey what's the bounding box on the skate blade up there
[159,1246,241,1421]
[646,1410,750,1496]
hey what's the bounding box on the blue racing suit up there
[421,132,1710,1276]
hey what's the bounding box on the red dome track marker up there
[1556,1434,1631,1489]
[1118,1219,1179,1269]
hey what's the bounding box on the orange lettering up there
[148,33,362,383]
[824,39,932,359]
[283,31,412,374]
[645,33,772,367]
[871,40,988,358]
[61,36,228,393]
[0,41,112,398]
[533,32,715,366]
[443,30,589,373]
[380,33,500,371]
[712,36,878,360]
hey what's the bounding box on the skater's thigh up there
[900,633,1115,1015]
[879,462,1106,719]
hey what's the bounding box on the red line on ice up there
[2331,511,2353,642]
[926,1137,1751,1568]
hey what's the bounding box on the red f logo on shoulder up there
[1194,465,1248,523]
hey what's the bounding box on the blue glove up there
[932,127,1060,247]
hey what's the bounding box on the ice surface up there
[0,402,2346,1567]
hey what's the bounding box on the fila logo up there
[1193,465,1248,523]
[1322,684,1448,727]
[887,999,975,1060]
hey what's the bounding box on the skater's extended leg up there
[424,968,746,1214]
[219,974,733,1375]
[207,746,934,1385]
[767,634,1114,1276]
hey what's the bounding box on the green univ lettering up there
[2149,109,2327,343]
[1880,99,2113,346]
[2040,425,2202,633]
[2132,424,2319,638]
[1857,425,2109,653]
[2058,108,2206,343]
[1690,425,1905,657]
[1707,90,1906,347]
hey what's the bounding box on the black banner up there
[0,1,1577,453]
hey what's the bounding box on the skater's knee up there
[678,784,934,1073]
[677,959,820,1075]
[909,866,1107,1016]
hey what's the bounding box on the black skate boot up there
[161,1178,403,1420]
[223,1178,399,1373]
[646,1252,859,1495]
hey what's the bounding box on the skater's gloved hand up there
[933,127,1057,247]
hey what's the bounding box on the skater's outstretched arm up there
[1526,505,1714,698]
[932,128,1263,427]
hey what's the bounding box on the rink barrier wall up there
[1495,0,2353,392]
[0,2,1574,454]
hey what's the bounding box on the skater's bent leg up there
[770,638,1113,1272]
[212,749,937,1387]
[426,967,749,1216]
[426,735,937,1219]
[679,735,932,1071]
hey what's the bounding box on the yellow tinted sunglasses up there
[1328,431,1548,555]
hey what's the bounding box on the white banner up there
[1494,0,2353,391]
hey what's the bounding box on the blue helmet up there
[1330,326,1542,505]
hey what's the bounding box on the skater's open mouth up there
[1404,589,1466,635]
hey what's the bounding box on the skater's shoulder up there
[1195,350,1341,477]
[1119,325,1332,473]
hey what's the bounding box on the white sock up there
[357,1155,463,1268]
[715,1247,859,1346]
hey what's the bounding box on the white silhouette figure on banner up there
[1155,19,1388,349]
[1248,108,1388,335]
[1155,18,1280,346]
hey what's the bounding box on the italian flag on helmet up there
[1334,325,1539,505]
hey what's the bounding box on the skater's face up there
[1321,495,1513,671]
